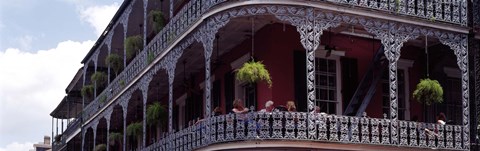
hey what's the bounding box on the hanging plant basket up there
[146,102,167,127]
[149,10,165,34]
[127,122,143,137]
[105,53,123,76]
[91,71,108,87]
[236,60,272,88]
[413,78,444,106]
[94,144,106,151]
[81,84,95,99]
[125,35,143,61]
[109,132,122,146]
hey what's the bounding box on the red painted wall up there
[176,23,428,121]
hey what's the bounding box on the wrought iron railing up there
[63,118,81,139]
[81,0,226,123]
[144,112,466,151]
[79,0,468,135]
[319,0,468,26]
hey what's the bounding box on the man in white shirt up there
[260,100,274,112]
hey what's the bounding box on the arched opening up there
[125,90,144,150]
[145,70,168,145]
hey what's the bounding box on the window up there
[444,78,462,125]
[212,80,221,110]
[243,83,257,109]
[381,59,412,120]
[315,58,338,114]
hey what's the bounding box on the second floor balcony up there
[145,111,467,150]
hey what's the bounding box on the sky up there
[0,0,121,150]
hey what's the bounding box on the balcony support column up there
[81,61,89,151]
[121,6,132,68]
[51,117,53,146]
[194,18,229,145]
[275,8,339,140]
[81,128,86,151]
[92,50,100,98]
[56,118,58,140]
[105,33,113,84]
[436,32,469,149]
[194,18,229,118]
[105,108,113,151]
[361,21,419,145]
[92,120,99,151]
[120,96,130,151]
[159,38,189,135]
[140,76,153,148]
[143,0,148,47]
[169,0,173,18]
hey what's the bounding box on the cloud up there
[80,3,120,36]
[0,40,94,147]
[0,142,34,151]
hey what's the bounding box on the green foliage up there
[94,144,107,151]
[146,102,167,127]
[125,35,143,60]
[236,60,272,88]
[109,132,122,145]
[127,122,143,137]
[99,94,107,104]
[81,85,95,98]
[91,71,107,87]
[147,51,155,64]
[413,78,444,106]
[106,53,123,76]
[395,0,400,13]
[120,79,125,87]
[149,10,165,34]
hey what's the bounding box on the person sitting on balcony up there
[260,100,274,112]
[436,112,446,125]
[425,112,447,137]
[314,106,328,115]
[213,106,222,116]
[286,101,297,112]
[232,99,249,114]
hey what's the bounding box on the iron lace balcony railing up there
[81,0,226,123]
[317,0,468,26]
[144,111,466,151]
[80,0,468,129]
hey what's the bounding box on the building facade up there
[50,0,480,150]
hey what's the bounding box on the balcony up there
[65,1,472,150]
[80,0,469,127]
[145,111,466,150]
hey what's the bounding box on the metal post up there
[51,117,54,145]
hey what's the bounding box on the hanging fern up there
[125,35,143,60]
[149,10,165,34]
[127,122,143,137]
[146,102,167,127]
[413,78,444,106]
[105,53,123,76]
[147,51,155,64]
[109,132,123,145]
[120,79,126,87]
[236,60,272,88]
[98,94,107,104]
[94,144,107,151]
[91,71,108,87]
[81,85,95,98]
